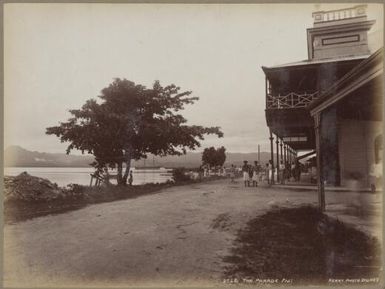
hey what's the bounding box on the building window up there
[321,34,360,46]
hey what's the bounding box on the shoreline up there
[4,174,228,224]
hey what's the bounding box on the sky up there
[4,3,384,154]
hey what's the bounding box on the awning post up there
[269,129,275,184]
[276,137,280,183]
[315,113,326,211]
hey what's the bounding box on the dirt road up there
[4,179,348,287]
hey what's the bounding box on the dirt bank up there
[4,172,225,224]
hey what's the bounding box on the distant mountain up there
[4,146,95,167]
[4,145,274,168]
[144,152,273,168]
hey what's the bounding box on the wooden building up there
[262,5,383,210]
[309,48,383,209]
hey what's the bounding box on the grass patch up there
[223,206,381,285]
[4,183,171,224]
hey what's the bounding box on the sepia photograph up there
[2,2,384,288]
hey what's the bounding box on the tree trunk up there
[117,161,124,185]
[121,146,133,185]
[122,158,131,185]
[104,168,111,186]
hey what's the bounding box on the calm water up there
[4,167,173,187]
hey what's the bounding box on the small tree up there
[216,146,226,167]
[46,78,223,185]
[202,146,226,168]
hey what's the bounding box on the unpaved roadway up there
[3,179,337,287]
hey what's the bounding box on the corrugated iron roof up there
[263,54,370,70]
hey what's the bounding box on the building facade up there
[262,5,383,210]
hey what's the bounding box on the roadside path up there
[4,179,379,287]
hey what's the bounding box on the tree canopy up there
[202,146,226,168]
[46,78,223,185]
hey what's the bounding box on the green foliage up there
[202,146,226,167]
[46,78,223,185]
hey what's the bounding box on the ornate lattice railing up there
[266,91,319,109]
[313,5,366,23]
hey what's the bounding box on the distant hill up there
[4,145,274,168]
[143,152,273,168]
[4,146,95,167]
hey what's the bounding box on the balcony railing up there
[266,91,319,109]
[312,5,367,23]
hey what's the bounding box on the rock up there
[4,172,65,203]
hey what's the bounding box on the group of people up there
[241,161,263,187]
[201,165,228,178]
[234,159,302,187]
[204,160,303,186]
[277,160,302,184]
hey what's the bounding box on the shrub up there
[172,167,192,183]
[63,183,86,200]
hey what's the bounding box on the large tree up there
[46,78,223,185]
[202,146,226,168]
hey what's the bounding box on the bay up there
[4,167,173,187]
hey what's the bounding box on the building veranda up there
[262,5,383,211]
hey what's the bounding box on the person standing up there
[242,161,250,187]
[229,164,235,183]
[310,165,317,184]
[268,160,273,185]
[294,160,300,182]
[248,164,253,187]
[252,161,260,187]
[128,170,133,186]
[286,161,290,183]
[198,165,204,181]
[290,161,295,182]
[279,161,285,184]
[265,163,270,184]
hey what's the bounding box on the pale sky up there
[4,3,383,154]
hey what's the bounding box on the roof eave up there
[308,48,384,115]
